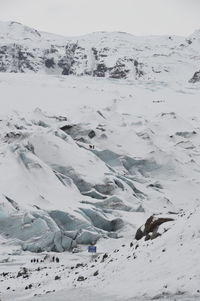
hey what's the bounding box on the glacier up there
[0,21,200,300]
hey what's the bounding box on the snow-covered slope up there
[0,21,200,300]
[0,21,200,84]
[0,73,200,299]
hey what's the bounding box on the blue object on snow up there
[88,246,97,253]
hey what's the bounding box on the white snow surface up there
[0,22,200,301]
[0,20,200,84]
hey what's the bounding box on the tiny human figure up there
[56,257,59,263]
[52,256,55,262]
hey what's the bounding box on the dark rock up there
[93,63,107,77]
[110,67,128,79]
[2,272,9,277]
[145,216,173,233]
[88,130,96,139]
[135,227,144,240]
[77,276,85,281]
[102,253,108,262]
[55,275,61,280]
[62,67,70,75]
[45,58,55,68]
[93,270,99,276]
[148,182,163,189]
[17,267,28,278]
[145,234,151,241]
[91,47,98,60]
[186,39,192,45]
[134,60,144,78]
[189,71,200,83]
[76,263,84,268]
[135,215,174,241]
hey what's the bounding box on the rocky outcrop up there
[93,63,108,77]
[0,21,199,82]
[44,58,55,68]
[135,215,174,241]
[0,44,38,73]
[189,71,200,83]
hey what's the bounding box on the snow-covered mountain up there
[0,21,200,83]
[0,21,200,301]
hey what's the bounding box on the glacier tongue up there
[0,106,142,252]
[0,73,199,254]
[0,71,200,299]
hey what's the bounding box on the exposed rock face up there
[189,71,200,83]
[93,63,108,77]
[45,58,55,68]
[0,21,199,83]
[57,43,78,75]
[0,44,37,73]
[135,215,174,241]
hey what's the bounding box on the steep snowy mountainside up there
[0,21,69,45]
[0,21,41,41]
[0,21,199,84]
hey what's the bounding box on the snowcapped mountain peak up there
[0,20,199,84]
[0,19,200,301]
[0,20,41,42]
